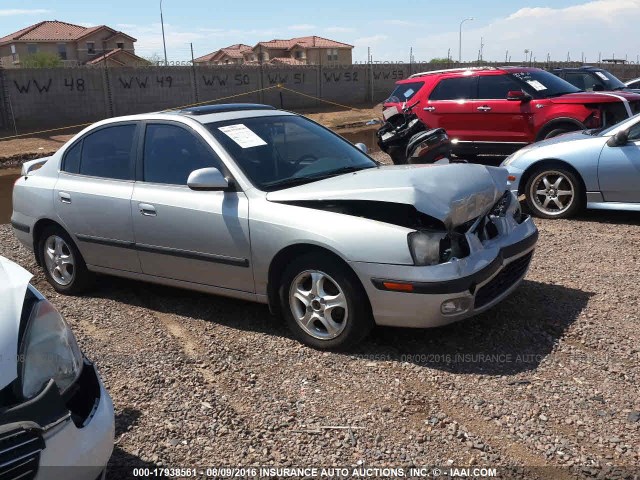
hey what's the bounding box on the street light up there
[160,0,168,65]
[459,17,474,63]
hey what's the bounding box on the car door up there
[131,121,253,292]
[421,76,476,140]
[598,121,640,203]
[54,122,141,272]
[466,74,532,144]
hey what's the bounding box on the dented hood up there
[267,163,508,229]
[0,257,32,390]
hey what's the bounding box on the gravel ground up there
[1,202,639,479]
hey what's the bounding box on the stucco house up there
[194,36,353,66]
[0,20,147,67]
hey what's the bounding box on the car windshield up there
[386,81,425,103]
[207,115,378,191]
[593,70,627,90]
[509,70,582,98]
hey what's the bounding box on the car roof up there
[404,66,543,82]
[552,66,605,72]
[89,104,296,128]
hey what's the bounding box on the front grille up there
[474,252,533,309]
[0,428,44,480]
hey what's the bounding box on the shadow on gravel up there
[115,407,142,437]
[574,209,640,226]
[358,279,593,376]
[108,447,168,479]
[88,275,286,336]
[107,408,168,479]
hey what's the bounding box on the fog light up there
[441,297,471,315]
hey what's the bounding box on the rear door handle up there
[138,203,157,217]
[59,192,71,204]
[423,106,436,112]
[477,106,492,112]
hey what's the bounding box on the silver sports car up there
[12,104,537,349]
[503,113,640,219]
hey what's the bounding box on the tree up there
[142,53,163,66]
[429,57,450,64]
[21,52,62,68]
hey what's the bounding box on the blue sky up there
[2,1,639,62]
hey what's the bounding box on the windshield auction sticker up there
[218,124,267,148]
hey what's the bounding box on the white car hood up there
[267,163,508,229]
[0,257,32,390]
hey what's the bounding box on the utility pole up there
[505,50,508,64]
[458,17,474,63]
[160,0,168,65]
[479,36,484,62]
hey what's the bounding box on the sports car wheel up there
[279,252,373,350]
[525,168,583,219]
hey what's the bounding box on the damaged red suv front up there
[384,67,640,156]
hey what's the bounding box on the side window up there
[143,124,222,185]
[478,75,522,99]
[62,141,82,174]
[429,77,475,101]
[627,122,640,141]
[564,72,602,91]
[79,124,136,180]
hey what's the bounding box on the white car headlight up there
[19,297,83,400]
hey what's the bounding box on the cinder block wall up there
[3,62,640,131]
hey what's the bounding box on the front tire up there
[524,167,583,219]
[279,252,373,350]
[544,127,577,139]
[38,226,93,294]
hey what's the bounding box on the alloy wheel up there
[289,270,348,340]
[529,171,575,216]
[43,235,75,286]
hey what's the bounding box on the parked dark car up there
[552,66,640,94]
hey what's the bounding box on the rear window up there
[429,77,476,101]
[386,81,424,103]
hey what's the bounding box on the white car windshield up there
[207,115,378,191]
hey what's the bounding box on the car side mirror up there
[354,142,368,154]
[187,167,229,191]
[607,130,629,147]
[507,90,531,102]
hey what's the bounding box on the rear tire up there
[278,252,373,350]
[524,167,583,219]
[544,127,577,139]
[38,225,93,295]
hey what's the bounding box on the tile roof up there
[255,36,353,50]
[194,44,252,62]
[86,48,147,65]
[0,20,136,46]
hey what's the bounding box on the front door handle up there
[59,192,71,204]
[138,203,157,217]
[477,106,492,112]
[423,106,436,112]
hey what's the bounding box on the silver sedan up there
[12,104,538,349]
[503,113,640,219]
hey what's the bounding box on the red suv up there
[384,67,640,156]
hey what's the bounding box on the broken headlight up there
[408,231,468,266]
[19,293,83,400]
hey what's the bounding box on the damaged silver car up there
[12,104,538,349]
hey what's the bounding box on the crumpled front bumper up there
[1,361,114,480]
[351,215,538,328]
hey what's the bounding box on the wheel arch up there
[519,159,587,201]
[32,218,68,266]
[536,118,586,141]
[266,243,368,316]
